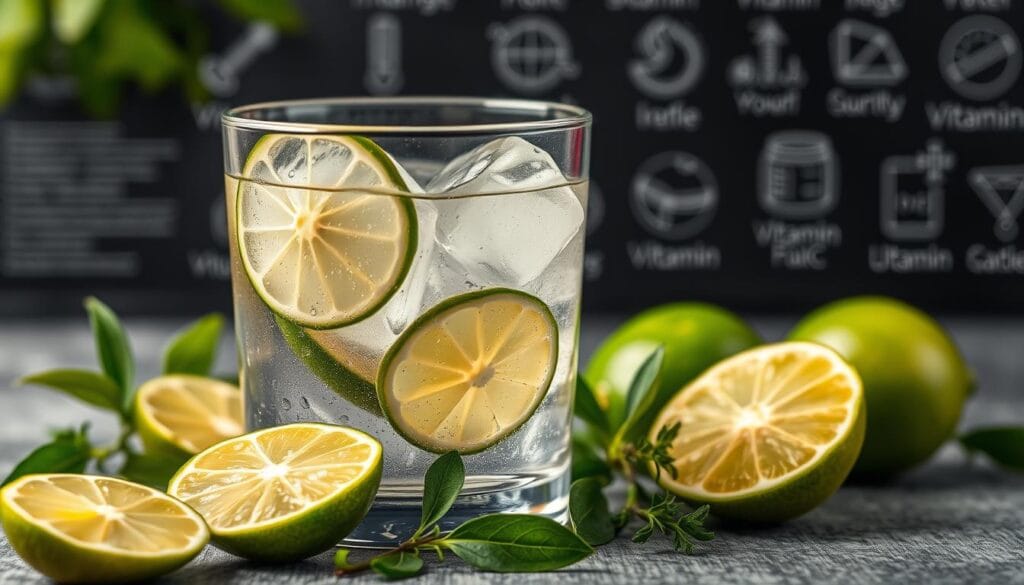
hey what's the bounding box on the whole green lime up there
[584,303,761,433]
[788,296,974,478]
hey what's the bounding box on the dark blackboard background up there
[2,0,1023,316]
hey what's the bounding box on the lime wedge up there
[377,288,558,454]
[274,316,381,415]
[651,342,865,522]
[167,423,382,562]
[1,474,209,583]
[237,134,416,329]
[134,375,244,462]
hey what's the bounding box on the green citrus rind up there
[377,288,559,455]
[1,474,209,583]
[236,134,417,330]
[651,342,866,523]
[167,423,382,563]
[274,315,382,415]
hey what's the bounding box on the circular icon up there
[628,17,705,99]
[630,152,717,241]
[939,15,1022,101]
[488,16,579,94]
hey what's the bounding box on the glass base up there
[342,463,571,548]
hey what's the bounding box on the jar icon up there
[758,131,838,220]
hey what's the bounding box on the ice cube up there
[426,137,585,286]
[385,197,437,333]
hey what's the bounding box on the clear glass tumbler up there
[222,97,591,545]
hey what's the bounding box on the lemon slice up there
[651,342,865,522]
[237,134,416,329]
[1,474,209,583]
[167,423,382,562]
[134,375,244,462]
[377,288,558,454]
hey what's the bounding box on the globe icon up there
[489,16,579,94]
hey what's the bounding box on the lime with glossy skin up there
[788,296,973,478]
[584,303,762,434]
[168,423,382,563]
[651,342,865,523]
[2,474,209,583]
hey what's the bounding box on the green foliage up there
[569,478,615,546]
[443,514,592,572]
[0,0,303,115]
[84,296,135,410]
[2,425,92,486]
[961,427,1024,472]
[369,551,423,580]
[20,369,122,413]
[417,451,463,537]
[162,313,225,376]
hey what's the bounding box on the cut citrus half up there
[377,288,558,454]
[651,342,865,522]
[134,375,244,462]
[1,474,209,583]
[236,134,417,329]
[274,315,381,415]
[167,423,382,562]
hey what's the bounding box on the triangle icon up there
[831,20,907,86]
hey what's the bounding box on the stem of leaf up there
[335,531,444,576]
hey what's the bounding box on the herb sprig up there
[335,451,593,579]
[569,347,715,553]
[5,297,227,488]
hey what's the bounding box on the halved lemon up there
[167,423,382,562]
[274,315,381,415]
[651,342,865,522]
[237,134,417,329]
[134,375,244,462]
[377,288,558,454]
[1,474,209,583]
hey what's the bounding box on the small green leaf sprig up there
[569,347,714,553]
[335,452,593,579]
[5,297,228,488]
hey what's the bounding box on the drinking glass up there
[222,97,591,545]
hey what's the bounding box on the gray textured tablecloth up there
[0,315,1021,585]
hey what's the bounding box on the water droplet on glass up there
[281,398,292,411]
[299,396,310,409]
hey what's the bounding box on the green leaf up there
[419,451,464,534]
[333,549,354,570]
[569,478,615,546]
[443,514,593,572]
[19,369,122,412]
[610,347,665,456]
[0,0,43,106]
[574,377,610,439]
[52,0,105,44]
[624,346,664,418]
[960,427,1024,472]
[370,550,423,580]
[94,0,184,91]
[217,0,302,31]
[119,452,182,490]
[84,297,134,410]
[571,435,611,483]
[162,313,225,376]
[3,426,91,486]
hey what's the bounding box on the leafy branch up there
[569,347,715,553]
[335,452,593,579]
[6,297,228,489]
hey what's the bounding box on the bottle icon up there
[758,131,838,220]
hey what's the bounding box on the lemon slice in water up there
[1,474,209,583]
[237,134,416,329]
[377,288,558,454]
[651,342,865,522]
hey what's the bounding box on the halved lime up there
[236,134,417,329]
[274,316,381,415]
[377,288,558,454]
[167,423,382,562]
[134,375,244,462]
[651,342,865,522]
[1,474,209,583]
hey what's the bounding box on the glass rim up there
[222,96,592,135]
